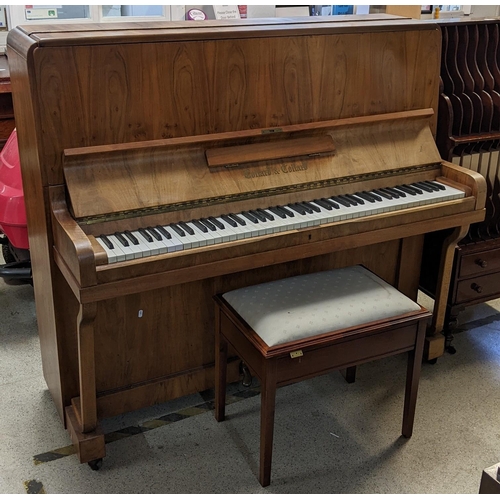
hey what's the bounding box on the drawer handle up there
[476,259,488,268]
[471,283,483,294]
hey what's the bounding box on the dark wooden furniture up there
[214,267,431,486]
[420,18,500,349]
[6,16,486,467]
[0,55,15,148]
[479,463,500,494]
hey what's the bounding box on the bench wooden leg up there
[340,366,357,383]
[260,360,278,487]
[402,319,426,437]
[215,308,228,423]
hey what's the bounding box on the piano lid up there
[63,110,441,221]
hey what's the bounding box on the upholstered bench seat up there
[214,265,431,487]
[222,265,422,347]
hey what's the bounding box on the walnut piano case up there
[6,16,485,467]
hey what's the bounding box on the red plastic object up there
[0,129,29,249]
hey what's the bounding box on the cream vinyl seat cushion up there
[222,265,422,347]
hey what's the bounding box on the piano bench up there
[213,265,431,487]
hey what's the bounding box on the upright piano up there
[7,15,486,466]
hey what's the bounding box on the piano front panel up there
[91,238,406,417]
[32,27,441,187]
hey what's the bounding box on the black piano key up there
[313,199,333,211]
[147,227,162,241]
[268,207,287,219]
[277,206,295,217]
[339,195,356,206]
[386,187,406,198]
[139,228,153,242]
[395,185,417,196]
[114,232,129,247]
[372,189,392,200]
[345,194,364,205]
[99,234,114,250]
[229,213,247,226]
[192,220,208,233]
[302,201,321,213]
[289,204,307,216]
[420,181,440,192]
[170,223,186,237]
[221,214,238,227]
[322,198,340,209]
[331,196,351,207]
[249,210,267,222]
[364,190,382,202]
[403,183,422,195]
[257,209,274,221]
[156,226,172,239]
[242,211,259,224]
[412,182,433,193]
[209,216,225,229]
[296,202,313,214]
[124,230,139,245]
[200,218,217,231]
[179,222,195,235]
[354,192,375,203]
[425,180,446,191]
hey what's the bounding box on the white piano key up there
[122,232,145,259]
[199,219,225,244]
[212,217,238,242]
[181,222,208,247]
[186,221,216,246]
[168,224,196,249]
[159,228,184,252]
[145,228,170,254]
[221,215,248,240]
[132,230,157,256]
[107,234,135,261]
[96,236,119,264]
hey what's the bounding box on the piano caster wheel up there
[88,458,103,471]
[446,345,457,355]
[240,362,252,387]
[427,358,438,365]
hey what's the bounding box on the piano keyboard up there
[96,181,465,263]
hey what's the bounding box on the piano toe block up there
[65,405,106,465]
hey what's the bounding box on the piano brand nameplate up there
[243,160,308,179]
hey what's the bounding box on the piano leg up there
[65,302,105,465]
[425,225,470,361]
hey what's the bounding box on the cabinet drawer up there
[459,249,500,279]
[456,272,500,303]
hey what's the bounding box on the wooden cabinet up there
[420,18,500,345]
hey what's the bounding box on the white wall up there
[469,5,500,17]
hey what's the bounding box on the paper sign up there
[214,5,240,20]
[25,8,58,20]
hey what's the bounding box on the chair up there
[214,265,430,486]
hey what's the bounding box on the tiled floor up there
[1,263,499,493]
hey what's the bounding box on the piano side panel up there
[32,28,441,187]
[7,44,69,422]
